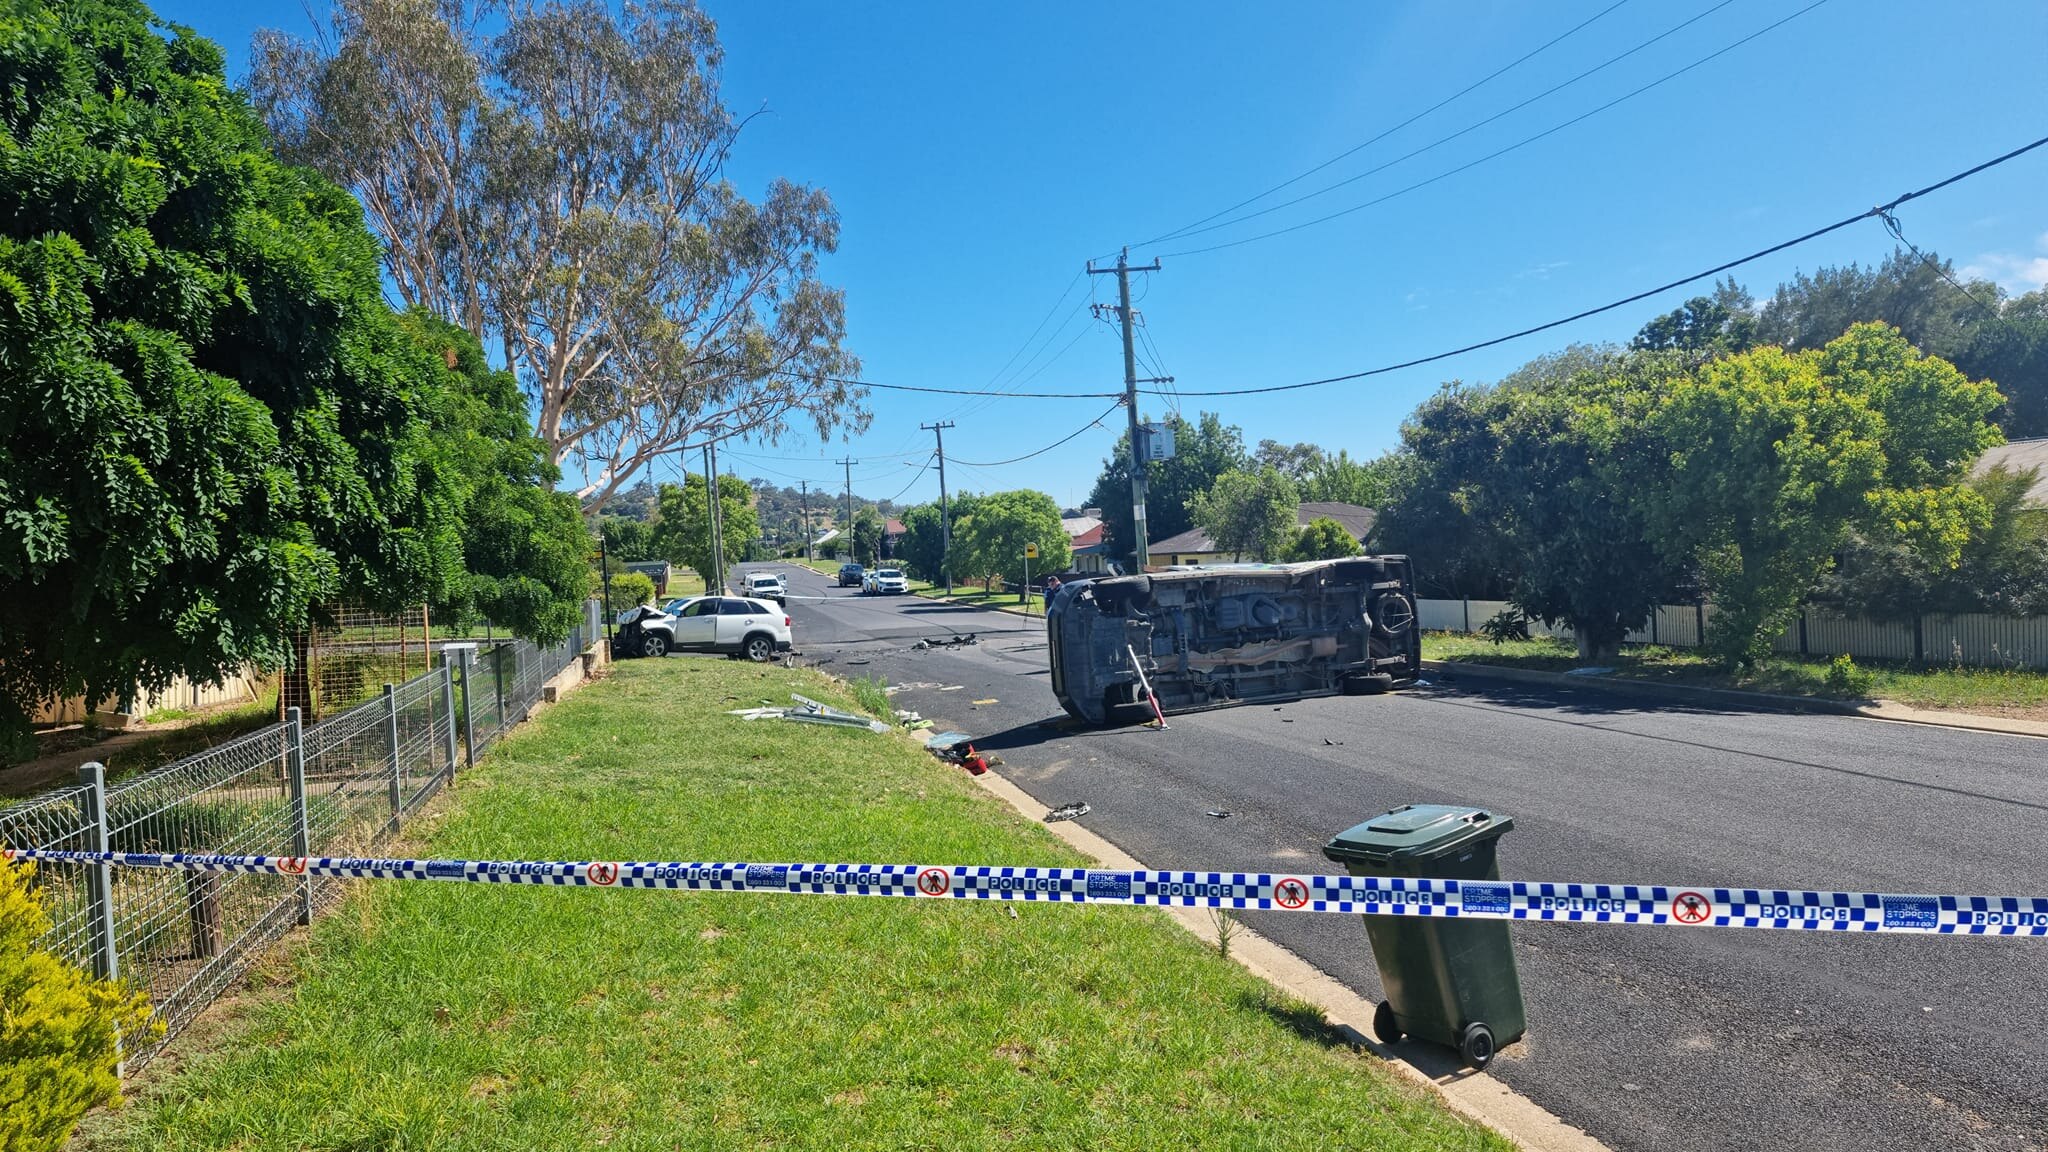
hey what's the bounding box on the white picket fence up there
[1419,599,2048,669]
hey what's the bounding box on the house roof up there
[884,518,907,536]
[1976,438,2048,506]
[1061,515,1103,537]
[1067,522,1104,548]
[1148,501,1377,555]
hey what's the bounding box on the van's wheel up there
[1459,1022,1495,1070]
[640,633,668,659]
[1372,1001,1402,1046]
[1343,673,1394,695]
[742,633,775,663]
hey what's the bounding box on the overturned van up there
[1046,557,1421,725]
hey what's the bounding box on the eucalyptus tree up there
[254,0,867,511]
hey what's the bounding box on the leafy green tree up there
[1375,387,1519,600]
[252,0,866,511]
[1290,517,1362,561]
[403,312,592,644]
[1377,352,1687,658]
[1298,449,1397,509]
[1631,279,1758,359]
[850,507,883,567]
[1963,288,2048,438]
[653,474,758,586]
[1818,465,2048,621]
[0,0,479,748]
[1190,468,1300,562]
[599,516,657,563]
[1087,412,1248,567]
[953,491,1069,594]
[1647,324,2002,665]
[1755,249,1996,361]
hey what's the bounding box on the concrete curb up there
[1421,659,2048,740]
[968,768,1609,1152]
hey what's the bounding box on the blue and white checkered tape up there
[6,848,2044,935]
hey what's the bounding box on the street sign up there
[1024,542,1039,559]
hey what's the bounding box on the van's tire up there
[742,633,775,663]
[1373,592,1416,637]
[639,633,669,659]
[1343,673,1394,695]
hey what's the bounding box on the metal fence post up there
[440,663,459,775]
[1462,598,1471,634]
[382,683,402,826]
[447,643,478,768]
[76,761,119,982]
[492,643,507,740]
[284,707,312,926]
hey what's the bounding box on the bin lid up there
[1322,804,1512,864]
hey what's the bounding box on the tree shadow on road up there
[1413,671,1828,721]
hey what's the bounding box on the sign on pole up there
[1024,542,1040,559]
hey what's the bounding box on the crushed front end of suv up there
[1045,557,1420,725]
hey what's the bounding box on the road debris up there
[725,695,888,734]
[1043,801,1090,823]
[971,698,998,705]
[1206,810,1233,819]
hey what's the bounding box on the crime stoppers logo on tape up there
[3,849,2042,939]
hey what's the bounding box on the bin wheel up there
[1460,1022,1495,1070]
[1372,1000,1402,1046]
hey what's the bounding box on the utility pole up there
[921,421,955,595]
[836,457,858,561]
[799,479,812,561]
[1088,247,1166,572]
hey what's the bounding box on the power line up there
[1137,0,1662,247]
[1155,0,1828,259]
[978,272,1085,391]
[953,400,1127,467]
[1140,133,2048,398]
[783,372,1120,399]
[1878,209,2008,320]
[882,452,938,504]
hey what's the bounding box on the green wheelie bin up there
[1323,803,1525,1069]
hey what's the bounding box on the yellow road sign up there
[1024,542,1039,559]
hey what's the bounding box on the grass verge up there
[83,658,1502,1151]
[1423,632,2048,718]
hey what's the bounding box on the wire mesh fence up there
[0,606,597,1072]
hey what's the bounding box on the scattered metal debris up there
[1323,737,1345,746]
[1044,802,1090,823]
[725,695,888,733]
[1205,810,1233,819]
[971,698,998,705]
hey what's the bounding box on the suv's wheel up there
[742,633,775,663]
[640,632,669,659]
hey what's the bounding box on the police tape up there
[5,848,2045,935]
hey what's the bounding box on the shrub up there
[604,571,657,608]
[0,858,161,1151]
[1479,607,1532,645]
[1823,653,1874,697]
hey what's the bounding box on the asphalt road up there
[749,561,2048,1152]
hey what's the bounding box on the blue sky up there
[165,0,2048,511]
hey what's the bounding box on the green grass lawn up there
[85,658,1501,1152]
[1423,632,2048,717]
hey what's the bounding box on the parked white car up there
[614,596,792,661]
[865,568,909,595]
[744,572,787,604]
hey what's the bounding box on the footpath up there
[80,657,1509,1151]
